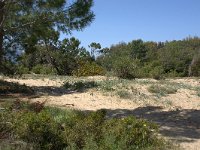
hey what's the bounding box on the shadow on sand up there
[103,106,200,143]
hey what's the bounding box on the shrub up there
[16,65,30,75]
[32,64,57,75]
[63,81,98,92]
[112,57,139,79]
[0,101,174,150]
[73,61,105,77]
[189,55,200,77]
[150,66,164,80]
[15,111,66,149]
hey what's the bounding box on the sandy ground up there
[1,76,200,150]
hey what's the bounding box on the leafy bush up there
[189,55,200,77]
[148,84,177,96]
[63,81,98,92]
[149,66,164,80]
[112,57,139,79]
[73,61,105,77]
[97,80,116,92]
[16,65,30,75]
[32,64,57,75]
[0,101,172,150]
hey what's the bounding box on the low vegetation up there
[148,85,177,96]
[0,1,198,149]
[117,90,132,99]
[0,100,173,150]
[63,81,98,92]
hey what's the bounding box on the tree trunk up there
[0,1,5,65]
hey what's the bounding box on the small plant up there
[63,81,98,92]
[31,64,57,75]
[117,90,132,99]
[148,84,177,96]
[197,88,200,97]
[98,80,116,92]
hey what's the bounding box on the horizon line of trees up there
[97,36,200,78]
[1,36,200,78]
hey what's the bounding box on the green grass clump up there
[0,100,173,150]
[197,88,200,97]
[117,90,132,99]
[148,84,177,96]
[63,81,98,92]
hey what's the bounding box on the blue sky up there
[61,0,200,48]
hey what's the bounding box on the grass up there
[117,90,132,99]
[0,100,176,150]
[148,84,177,96]
[197,88,200,97]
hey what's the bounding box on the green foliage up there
[16,65,30,75]
[15,112,66,149]
[97,79,122,92]
[0,101,171,150]
[148,84,177,96]
[97,37,200,78]
[73,61,106,77]
[117,90,132,99]
[149,66,165,80]
[18,37,93,76]
[113,56,140,79]
[189,53,200,77]
[197,88,200,97]
[1,0,95,75]
[63,81,98,92]
[128,39,148,60]
[31,64,57,75]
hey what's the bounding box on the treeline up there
[1,36,200,78]
[97,37,200,79]
[1,37,105,76]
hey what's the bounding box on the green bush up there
[0,101,172,150]
[32,64,57,75]
[63,81,98,92]
[189,56,200,77]
[150,66,164,80]
[73,61,105,77]
[16,65,30,75]
[15,111,66,149]
[112,57,139,79]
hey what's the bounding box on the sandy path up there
[2,77,200,150]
